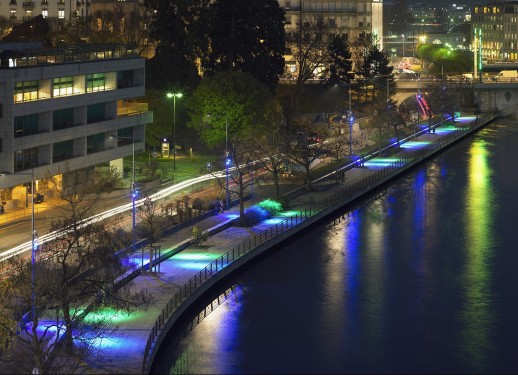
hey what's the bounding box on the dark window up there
[87,103,105,123]
[53,140,73,163]
[53,108,75,130]
[117,70,134,89]
[87,133,105,154]
[14,114,39,137]
[14,147,38,171]
[117,127,134,147]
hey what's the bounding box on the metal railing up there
[141,208,317,373]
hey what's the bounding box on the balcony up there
[9,1,17,7]
[117,102,148,117]
[41,0,48,7]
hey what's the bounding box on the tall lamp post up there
[207,113,230,210]
[1,168,38,321]
[348,85,353,155]
[114,134,138,254]
[166,92,183,171]
[402,34,405,59]
[224,117,230,210]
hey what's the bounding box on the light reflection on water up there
[152,119,518,374]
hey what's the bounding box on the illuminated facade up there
[472,1,518,63]
[278,0,383,78]
[0,43,151,207]
[0,0,90,23]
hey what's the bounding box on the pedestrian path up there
[76,116,491,374]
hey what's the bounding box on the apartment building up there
[0,42,152,209]
[0,0,89,23]
[278,0,383,77]
[280,0,383,42]
[472,1,518,63]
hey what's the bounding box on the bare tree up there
[285,16,330,112]
[0,169,150,374]
[250,100,286,201]
[284,118,329,191]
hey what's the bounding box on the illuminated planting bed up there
[363,158,401,168]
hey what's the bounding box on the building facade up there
[0,43,152,209]
[278,0,383,77]
[472,1,518,63]
[0,0,90,23]
[280,0,383,43]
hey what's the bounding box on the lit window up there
[86,73,106,93]
[14,81,39,103]
[53,77,74,97]
[58,10,65,19]
[42,10,48,18]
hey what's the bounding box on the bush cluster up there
[240,199,283,226]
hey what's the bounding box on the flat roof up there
[0,44,140,69]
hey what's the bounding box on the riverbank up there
[79,114,497,374]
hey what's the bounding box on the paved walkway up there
[76,116,489,374]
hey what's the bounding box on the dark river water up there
[152,118,518,374]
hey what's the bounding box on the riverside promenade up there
[77,113,499,374]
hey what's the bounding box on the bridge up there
[394,79,518,115]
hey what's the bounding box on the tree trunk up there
[62,301,74,354]
[273,170,280,201]
[305,163,312,191]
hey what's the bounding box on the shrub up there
[192,225,209,246]
[258,198,283,216]
[240,206,270,226]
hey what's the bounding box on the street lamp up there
[114,135,139,255]
[1,168,38,321]
[166,92,183,171]
[206,113,230,210]
[224,117,230,210]
[402,34,405,59]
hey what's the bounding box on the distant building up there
[0,43,152,208]
[277,0,383,78]
[0,0,89,24]
[472,1,518,63]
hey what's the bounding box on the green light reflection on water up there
[461,139,495,370]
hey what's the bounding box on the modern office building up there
[0,42,151,209]
[472,1,518,63]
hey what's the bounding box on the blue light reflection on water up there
[152,119,518,374]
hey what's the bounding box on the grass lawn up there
[124,152,222,184]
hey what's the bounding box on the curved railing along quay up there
[141,112,499,374]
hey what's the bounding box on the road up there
[0,170,230,264]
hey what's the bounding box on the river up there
[151,117,518,374]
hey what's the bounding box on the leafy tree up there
[326,35,354,86]
[144,0,212,90]
[356,44,396,103]
[205,0,285,91]
[285,16,330,112]
[187,71,273,219]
